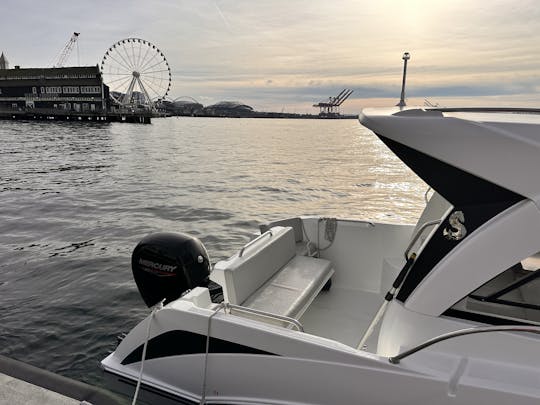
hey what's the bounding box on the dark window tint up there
[450,253,540,324]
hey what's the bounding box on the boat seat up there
[211,226,334,321]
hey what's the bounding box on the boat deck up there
[300,286,384,351]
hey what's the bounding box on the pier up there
[0,107,152,124]
[0,355,124,404]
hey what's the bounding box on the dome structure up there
[203,101,254,117]
[159,97,203,116]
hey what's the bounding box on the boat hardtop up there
[362,107,540,204]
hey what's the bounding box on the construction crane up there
[53,32,80,68]
[313,89,354,116]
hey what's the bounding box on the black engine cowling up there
[131,232,212,307]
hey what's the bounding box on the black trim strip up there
[105,369,250,405]
[443,308,535,326]
[121,330,276,365]
[116,374,195,404]
[105,369,197,404]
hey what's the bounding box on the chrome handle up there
[404,219,441,260]
[424,187,432,204]
[334,218,375,227]
[239,230,273,257]
[225,303,304,332]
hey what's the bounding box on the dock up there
[0,355,126,405]
[0,108,152,124]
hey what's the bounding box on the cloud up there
[1,0,539,111]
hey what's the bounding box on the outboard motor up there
[132,232,221,307]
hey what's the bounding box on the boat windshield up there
[451,253,540,324]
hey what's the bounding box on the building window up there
[80,86,101,94]
[450,252,540,324]
[62,86,80,94]
[46,86,62,94]
[40,87,45,94]
[32,87,37,94]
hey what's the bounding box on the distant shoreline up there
[0,107,358,124]
[163,112,359,120]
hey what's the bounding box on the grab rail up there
[334,218,375,227]
[424,187,432,204]
[225,303,304,332]
[404,219,441,260]
[239,230,273,257]
[389,325,540,364]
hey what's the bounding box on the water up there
[0,117,426,387]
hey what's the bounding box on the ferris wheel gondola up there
[101,38,171,108]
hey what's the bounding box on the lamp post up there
[397,52,410,107]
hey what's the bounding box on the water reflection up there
[0,117,426,385]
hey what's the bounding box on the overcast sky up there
[2,0,540,113]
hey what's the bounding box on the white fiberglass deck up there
[300,286,384,350]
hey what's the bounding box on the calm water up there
[0,117,425,387]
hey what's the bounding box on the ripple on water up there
[0,118,426,387]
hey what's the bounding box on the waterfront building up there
[0,65,109,112]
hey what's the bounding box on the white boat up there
[102,107,540,404]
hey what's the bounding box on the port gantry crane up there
[313,89,354,116]
[53,32,80,68]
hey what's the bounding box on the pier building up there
[0,65,109,113]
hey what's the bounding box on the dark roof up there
[0,66,100,78]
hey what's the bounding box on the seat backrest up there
[211,226,296,304]
[259,217,304,243]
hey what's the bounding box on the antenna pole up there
[398,52,410,107]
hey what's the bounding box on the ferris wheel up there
[101,38,171,107]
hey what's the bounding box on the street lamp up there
[397,52,410,107]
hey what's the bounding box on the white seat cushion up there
[242,255,334,319]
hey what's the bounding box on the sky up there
[2,0,540,113]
